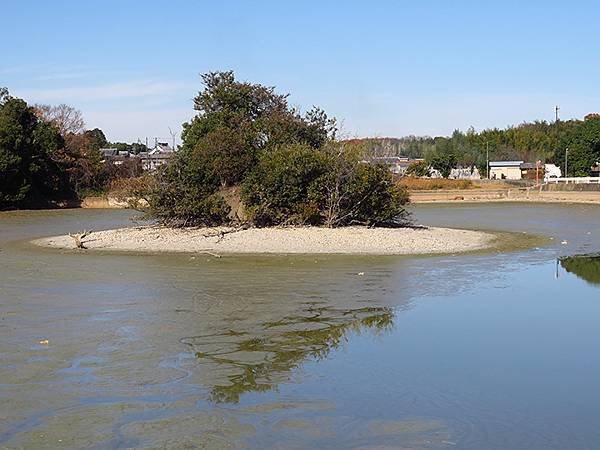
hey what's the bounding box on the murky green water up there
[1,204,599,449]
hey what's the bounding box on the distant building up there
[489,161,523,180]
[99,148,119,159]
[139,143,175,171]
[369,156,424,175]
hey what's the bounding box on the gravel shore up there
[33,226,495,255]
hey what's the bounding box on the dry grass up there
[399,177,475,190]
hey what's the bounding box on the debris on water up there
[358,272,365,276]
[561,240,568,245]
[39,339,49,345]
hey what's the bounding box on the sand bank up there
[32,226,495,255]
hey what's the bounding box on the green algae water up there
[1,204,600,449]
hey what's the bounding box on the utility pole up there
[555,105,560,122]
[168,127,177,151]
[565,148,569,178]
[486,141,489,179]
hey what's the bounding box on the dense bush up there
[405,160,430,177]
[242,144,410,227]
[144,148,230,227]
[242,144,330,226]
[181,71,336,187]
[140,72,410,228]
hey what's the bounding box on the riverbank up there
[32,226,495,255]
[410,188,600,204]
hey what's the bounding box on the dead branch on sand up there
[68,230,92,249]
[202,223,250,242]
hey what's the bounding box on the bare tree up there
[34,103,85,136]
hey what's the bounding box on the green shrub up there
[242,143,411,227]
[242,144,329,226]
[143,149,230,227]
[405,160,429,177]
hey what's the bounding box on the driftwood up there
[198,250,222,258]
[68,230,92,249]
[202,223,250,242]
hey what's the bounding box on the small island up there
[33,226,494,255]
[28,72,496,256]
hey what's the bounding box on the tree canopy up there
[0,94,69,208]
[0,89,138,209]
[142,72,409,227]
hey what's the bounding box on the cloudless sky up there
[2,0,599,143]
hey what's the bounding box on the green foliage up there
[0,96,69,209]
[242,143,410,227]
[84,128,108,151]
[560,254,600,285]
[180,71,336,187]
[556,117,600,176]
[143,147,230,227]
[143,71,344,227]
[405,160,429,177]
[110,141,148,154]
[426,142,457,178]
[242,144,330,226]
[354,119,600,178]
[148,72,410,228]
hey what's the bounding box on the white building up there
[489,161,523,180]
[139,142,175,171]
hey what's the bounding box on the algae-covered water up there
[1,204,599,449]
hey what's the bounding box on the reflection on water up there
[183,305,393,403]
[560,254,600,285]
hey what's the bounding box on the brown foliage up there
[399,177,474,190]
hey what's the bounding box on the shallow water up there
[1,204,599,449]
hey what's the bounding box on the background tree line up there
[0,88,142,210]
[355,118,600,178]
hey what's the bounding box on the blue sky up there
[2,0,599,143]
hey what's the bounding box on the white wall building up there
[489,161,523,180]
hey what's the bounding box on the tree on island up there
[139,71,410,227]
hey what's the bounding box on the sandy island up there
[32,226,496,255]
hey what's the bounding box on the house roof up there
[100,148,118,157]
[489,161,524,167]
[520,162,538,169]
[371,156,409,164]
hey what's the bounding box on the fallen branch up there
[202,223,250,242]
[68,230,92,249]
[197,250,222,258]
